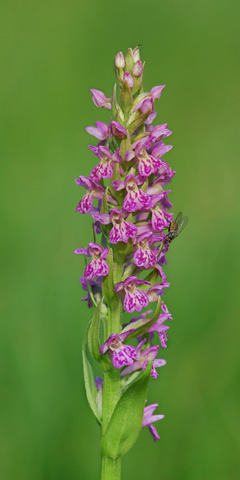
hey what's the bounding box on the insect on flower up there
[164,212,188,244]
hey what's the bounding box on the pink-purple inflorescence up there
[74,47,177,442]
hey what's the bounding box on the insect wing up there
[174,211,183,225]
[169,212,181,233]
[166,211,188,242]
[169,212,182,233]
[175,214,188,235]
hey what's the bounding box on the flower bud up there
[90,89,111,110]
[110,121,127,139]
[123,71,134,89]
[115,52,125,69]
[151,85,165,100]
[133,47,140,63]
[132,60,143,77]
[140,97,154,114]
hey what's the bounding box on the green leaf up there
[125,48,134,72]
[119,133,132,162]
[131,75,143,96]
[114,105,125,123]
[120,80,132,112]
[101,233,109,250]
[122,262,137,280]
[88,299,103,362]
[111,83,117,117]
[100,187,109,214]
[113,241,133,265]
[133,131,149,143]
[143,267,159,285]
[122,297,162,339]
[82,322,101,423]
[112,162,121,182]
[102,249,119,307]
[127,109,151,135]
[101,360,152,458]
[140,177,148,193]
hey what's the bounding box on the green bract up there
[101,360,152,458]
[82,322,101,422]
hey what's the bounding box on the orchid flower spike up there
[74,46,188,479]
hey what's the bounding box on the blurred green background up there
[1,0,240,479]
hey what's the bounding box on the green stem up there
[102,301,122,432]
[101,456,121,480]
[101,293,122,478]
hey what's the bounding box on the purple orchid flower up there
[151,85,166,100]
[133,85,165,113]
[120,339,166,379]
[158,328,168,348]
[140,97,154,115]
[100,330,137,368]
[146,315,170,348]
[142,404,164,442]
[75,176,117,213]
[85,121,109,140]
[110,121,127,139]
[93,219,101,235]
[74,243,109,279]
[133,232,158,269]
[90,89,111,110]
[149,123,172,143]
[161,300,173,320]
[145,110,157,125]
[149,194,173,232]
[129,310,170,348]
[92,209,137,244]
[148,160,176,190]
[114,276,151,313]
[132,218,167,244]
[89,146,122,182]
[88,144,100,155]
[125,141,163,178]
[148,282,170,303]
[154,261,168,283]
[112,175,152,213]
[150,140,172,157]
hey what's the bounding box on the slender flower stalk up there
[74,46,187,480]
